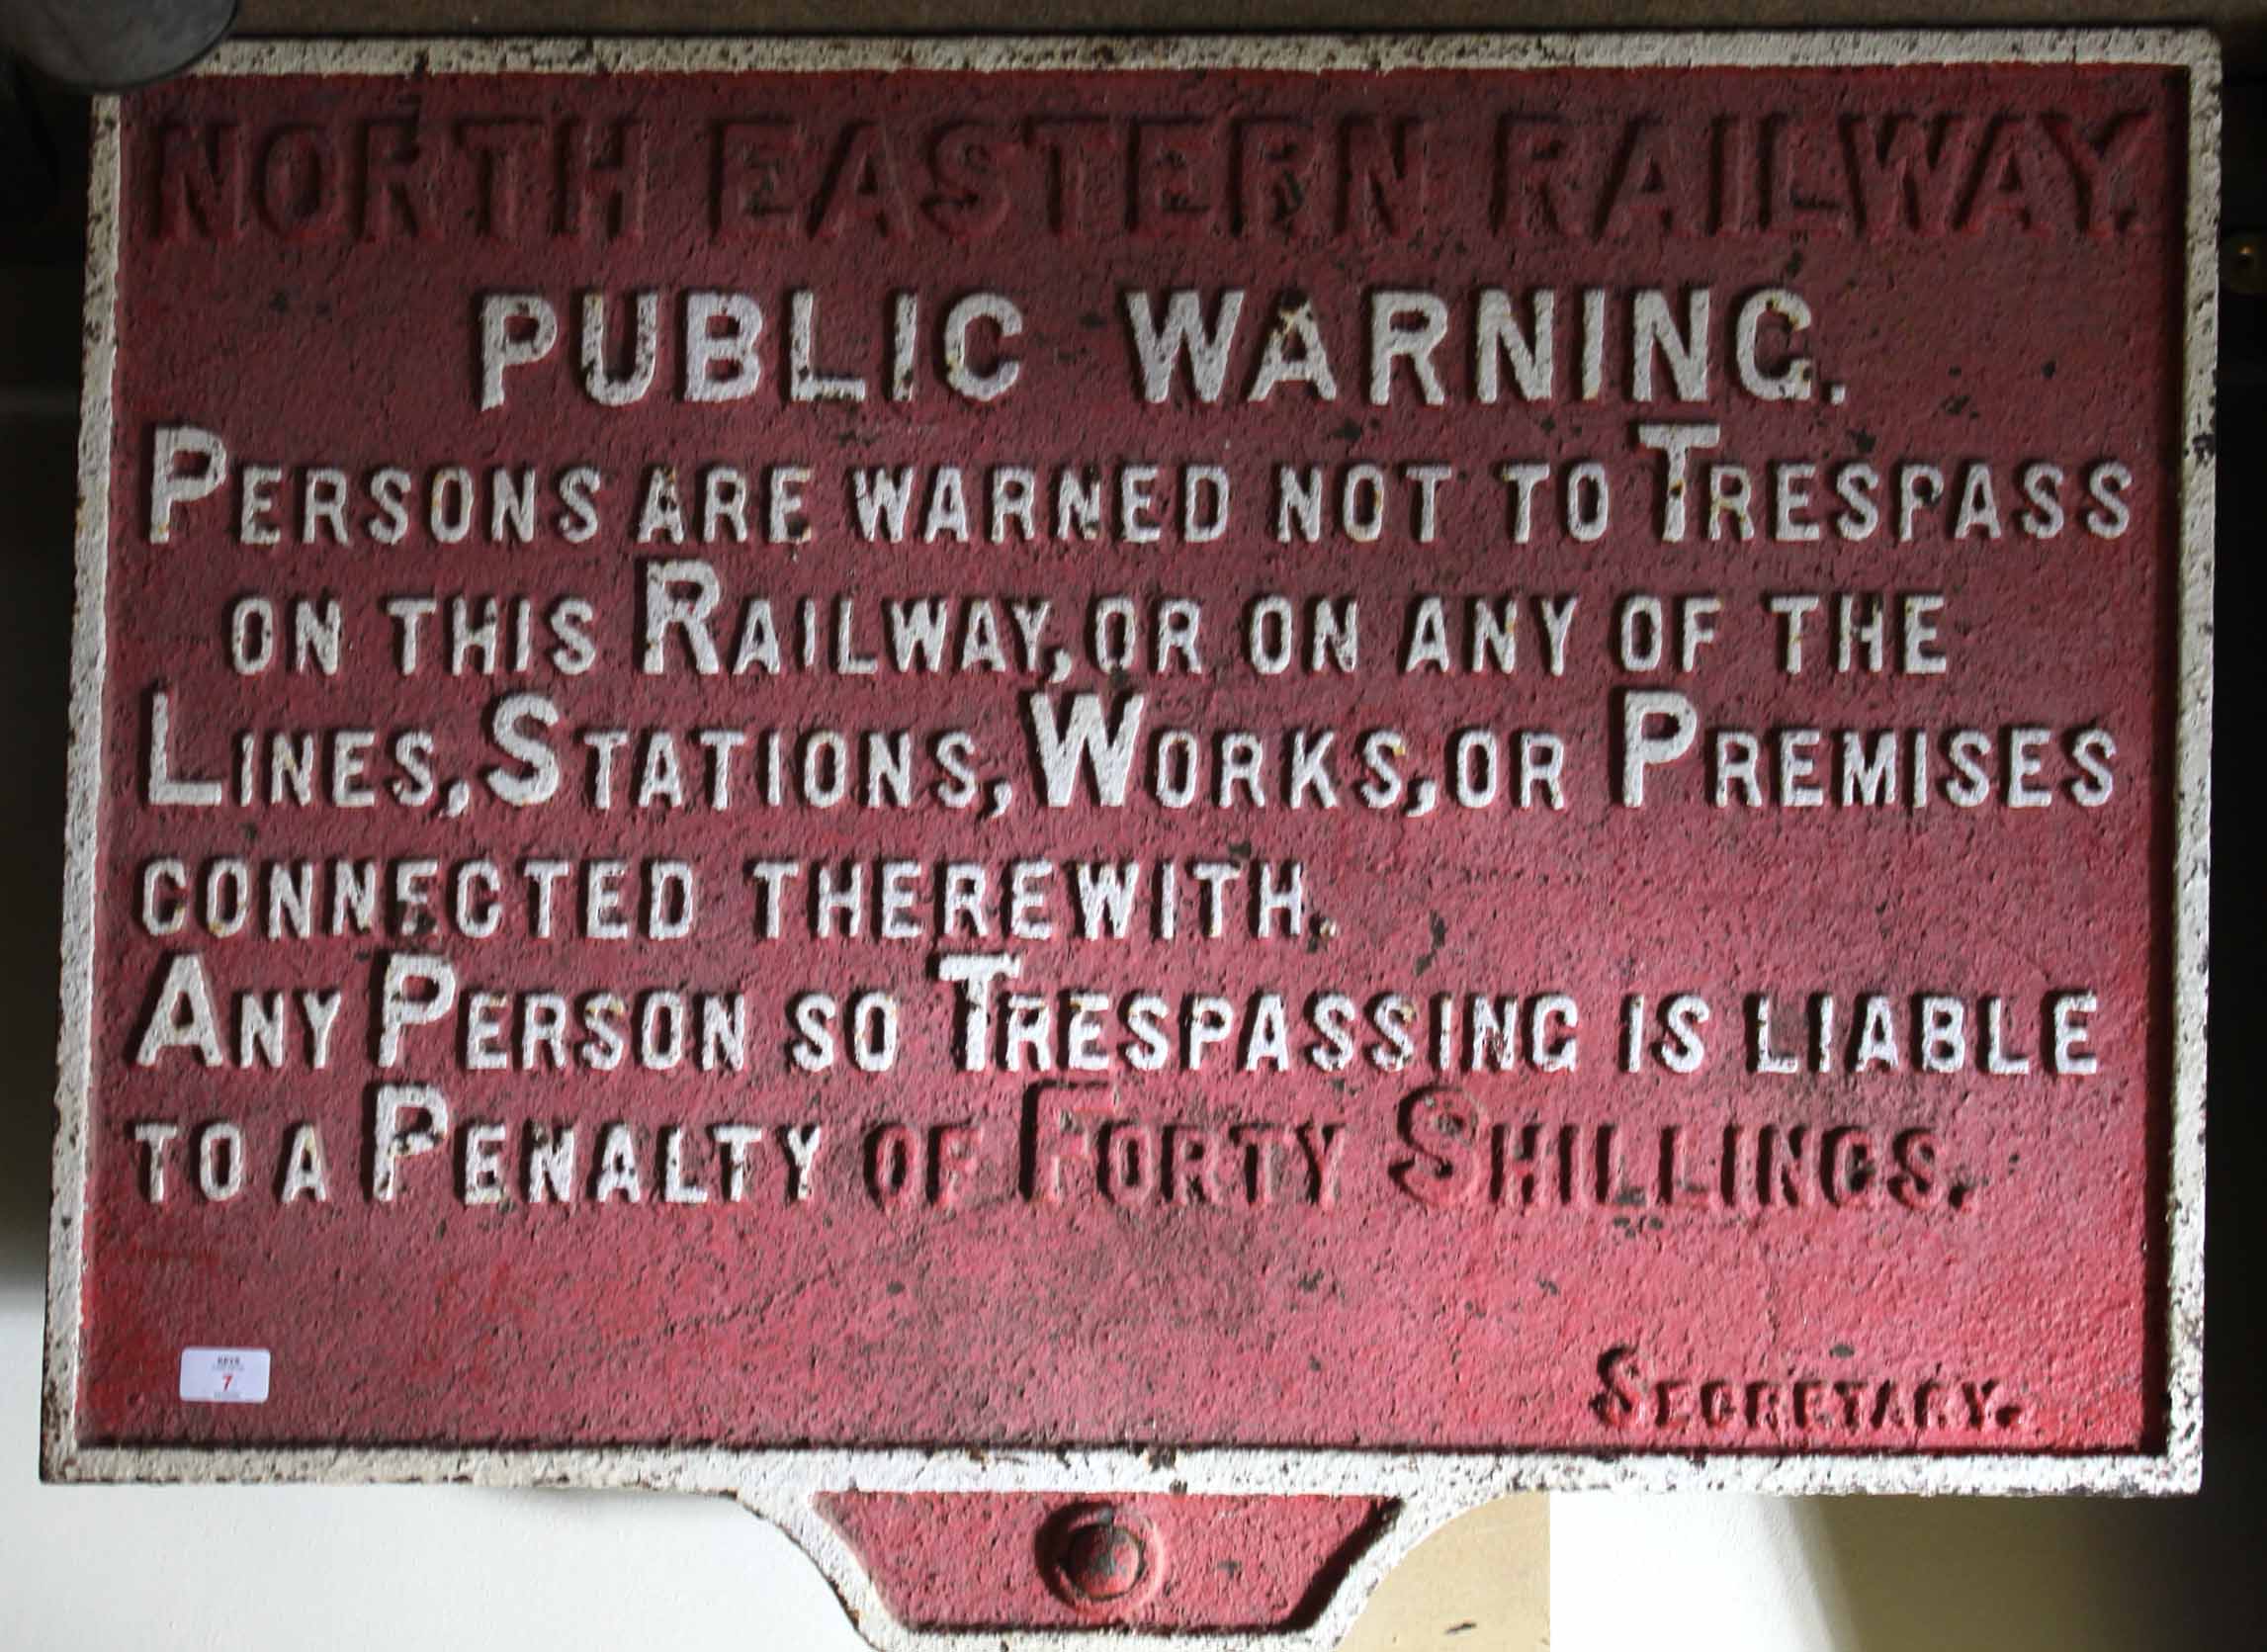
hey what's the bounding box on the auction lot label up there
[47,35,2213,1515]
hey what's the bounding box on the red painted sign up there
[47,37,2213,1560]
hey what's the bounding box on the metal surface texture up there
[44,30,2216,1648]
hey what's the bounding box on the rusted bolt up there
[1042,1503,1160,1610]
[1062,1519,1144,1600]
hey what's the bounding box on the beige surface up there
[1340,1498,1546,1652]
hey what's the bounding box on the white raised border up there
[44,29,2218,1652]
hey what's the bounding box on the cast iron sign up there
[44,31,2217,1647]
